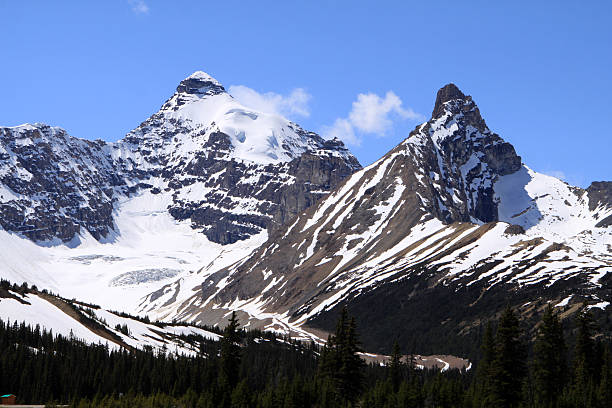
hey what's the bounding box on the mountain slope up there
[112,71,360,244]
[151,84,612,352]
[0,71,360,312]
[0,71,360,246]
[0,285,220,356]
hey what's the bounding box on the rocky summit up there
[0,71,360,245]
[113,71,360,244]
[145,83,611,353]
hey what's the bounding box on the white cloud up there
[321,118,359,146]
[128,0,149,14]
[228,85,311,119]
[349,91,422,135]
[323,91,423,146]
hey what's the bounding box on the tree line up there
[0,300,610,407]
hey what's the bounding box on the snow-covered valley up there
[0,188,266,313]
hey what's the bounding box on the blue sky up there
[1,1,610,187]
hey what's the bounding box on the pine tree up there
[489,307,526,408]
[574,304,596,378]
[471,322,495,407]
[338,316,365,403]
[218,311,242,393]
[389,340,403,392]
[230,379,250,408]
[316,310,347,384]
[571,304,598,407]
[598,344,612,408]
[533,304,566,407]
[316,308,365,406]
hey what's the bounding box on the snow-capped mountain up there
[113,71,360,244]
[148,84,611,352]
[0,71,360,311]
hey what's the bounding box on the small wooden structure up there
[0,394,16,405]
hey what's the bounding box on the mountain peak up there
[432,83,466,119]
[176,70,226,96]
[186,70,221,84]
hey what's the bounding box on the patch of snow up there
[435,358,450,372]
[588,301,610,310]
[555,295,573,307]
[0,293,115,347]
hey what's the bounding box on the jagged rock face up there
[162,145,358,244]
[0,124,125,242]
[113,72,360,244]
[0,71,361,244]
[173,73,226,98]
[587,181,612,227]
[148,84,611,353]
[412,83,522,223]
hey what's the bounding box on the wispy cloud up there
[541,169,587,188]
[228,85,312,119]
[322,91,424,146]
[128,0,149,14]
[322,118,358,146]
[543,170,566,181]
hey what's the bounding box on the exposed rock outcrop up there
[0,71,361,244]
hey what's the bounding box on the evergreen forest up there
[0,304,611,407]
